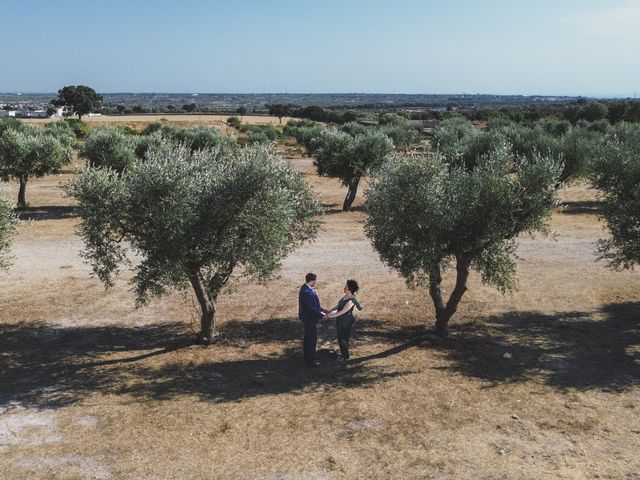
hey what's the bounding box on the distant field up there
[0,118,639,479]
[23,113,294,133]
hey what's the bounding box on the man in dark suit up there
[298,272,327,367]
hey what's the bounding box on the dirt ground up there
[0,127,639,479]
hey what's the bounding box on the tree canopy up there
[80,127,138,172]
[269,104,291,123]
[434,117,603,183]
[52,85,103,120]
[313,128,394,210]
[591,124,640,269]
[0,123,72,207]
[67,144,321,344]
[365,145,561,336]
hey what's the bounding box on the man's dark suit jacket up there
[298,284,322,322]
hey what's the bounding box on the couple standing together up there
[298,273,363,368]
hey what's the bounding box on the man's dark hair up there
[305,273,317,283]
[346,279,359,294]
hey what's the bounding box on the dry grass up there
[24,114,293,135]
[0,125,639,479]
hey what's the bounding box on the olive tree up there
[67,144,321,344]
[42,121,77,149]
[484,118,601,182]
[0,126,71,208]
[0,192,18,270]
[295,125,326,155]
[380,124,421,152]
[591,134,640,269]
[365,146,561,336]
[158,125,236,152]
[313,129,394,211]
[431,117,475,160]
[80,127,138,172]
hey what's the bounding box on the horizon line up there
[0,91,637,100]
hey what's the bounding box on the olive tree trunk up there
[17,177,27,209]
[428,255,471,337]
[189,272,217,345]
[342,178,361,211]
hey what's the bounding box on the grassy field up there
[0,122,639,479]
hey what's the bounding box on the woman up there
[327,279,363,361]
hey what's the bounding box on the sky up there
[1,0,639,96]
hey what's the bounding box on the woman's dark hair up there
[346,279,359,294]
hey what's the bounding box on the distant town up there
[0,92,586,118]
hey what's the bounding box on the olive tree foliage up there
[375,113,421,152]
[591,125,640,269]
[0,124,71,208]
[67,144,321,344]
[42,121,77,149]
[365,146,561,336]
[313,129,394,210]
[80,127,138,172]
[134,132,167,160]
[380,123,421,152]
[0,192,18,270]
[378,113,408,126]
[437,117,602,182]
[159,125,236,152]
[81,125,236,172]
[340,122,370,137]
[295,125,326,155]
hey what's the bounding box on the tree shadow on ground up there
[431,302,639,392]
[0,317,409,409]
[558,200,601,215]
[219,315,420,346]
[3,302,637,410]
[0,321,193,409]
[320,202,366,215]
[16,205,77,221]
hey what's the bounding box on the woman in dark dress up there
[327,279,363,361]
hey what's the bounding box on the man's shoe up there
[306,360,320,368]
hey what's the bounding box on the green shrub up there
[64,118,90,139]
[141,122,164,135]
[117,124,139,135]
[227,116,242,128]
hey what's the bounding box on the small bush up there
[117,124,139,135]
[227,116,241,128]
[247,131,271,145]
[64,118,90,139]
[140,122,163,135]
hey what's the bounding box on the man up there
[298,272,328,367]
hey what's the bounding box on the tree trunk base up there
[197,331,218,346]
[435,319,449,338]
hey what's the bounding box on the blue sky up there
[1,0,639,96]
